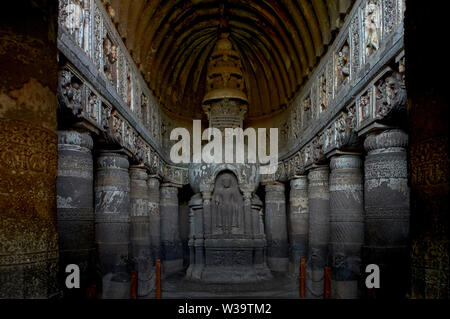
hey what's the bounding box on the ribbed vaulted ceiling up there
[106,0,354,120]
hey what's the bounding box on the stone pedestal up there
[57,131,95,298]
[264,183,289,272]
[147,177,161,262]
[95,152,131,299]
[363,129,410,298]
[306,166,330,299]
[130,166,153,297]
[160,185,183,275]
[0,1,59,298]
[329,155,364,299]
[288,176,309,275]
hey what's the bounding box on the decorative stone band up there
[290,176,308,209]
[265,184,286,203]
[0,250,59,266]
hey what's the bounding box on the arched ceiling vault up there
[104,0,354,121]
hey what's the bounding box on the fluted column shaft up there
[57,131,95,297]
[130,166,152,297]
[329,155,364,299]
[147,177,161,261]
[95,152,131,299]
[363,129,410,298]
[264,183,288,272]
[289,176,309,274]
[306,166,330,299]
[160,185,183,275]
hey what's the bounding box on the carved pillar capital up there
[58,130,93,151]
[364,129,408,153]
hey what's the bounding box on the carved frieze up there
[58,69,83,117]
[364,0,382,58]
[375,70,406,119]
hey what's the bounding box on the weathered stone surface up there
[160,185,183,275]
[329,155,364,299]
[0,0,59,299]
[147,177,161,261]
[265,183,289,272]
[57,130,95,298]
[363,129,409,298]
[289,176,309,274]
[306,166,330,299]
[130,166,153,297]
[95,152,131,299]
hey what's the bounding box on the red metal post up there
[130,270,138,299]
[300,258,306,298]
[324,267,331,299]
[156,259,161,299]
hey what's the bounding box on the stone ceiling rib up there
[105,0,352,121]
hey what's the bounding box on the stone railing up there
[269,0,406,181]
[57,0,189,184]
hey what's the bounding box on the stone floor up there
[150,271,300,299]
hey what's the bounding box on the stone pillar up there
[363,129,410,298]
[147,176,161,261]
[329,155,364,299]
[95,152,131,299]
[130,166,152,297]
[306,166,330,299]
[186,193,204,280]
[0,1,59,299]
[57,131,95,298]
[288,176,309,275]
[251,195,265,266]
[264,183,289,272]
[160,185,183,275]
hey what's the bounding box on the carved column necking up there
[147,176,161,261]
[329,155,364,299]
[306,166,330,299]
[289,176,309,275]
[57,131,95,298]
[363,129,410,298]
[130,166,153,297]
[160,185,183,275]
[264,183,289,272]
[95,152,131,299]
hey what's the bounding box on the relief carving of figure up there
[376,71,407,118]
[103,37,117,86]
[336,44,350,88]
[365,1,381,56]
